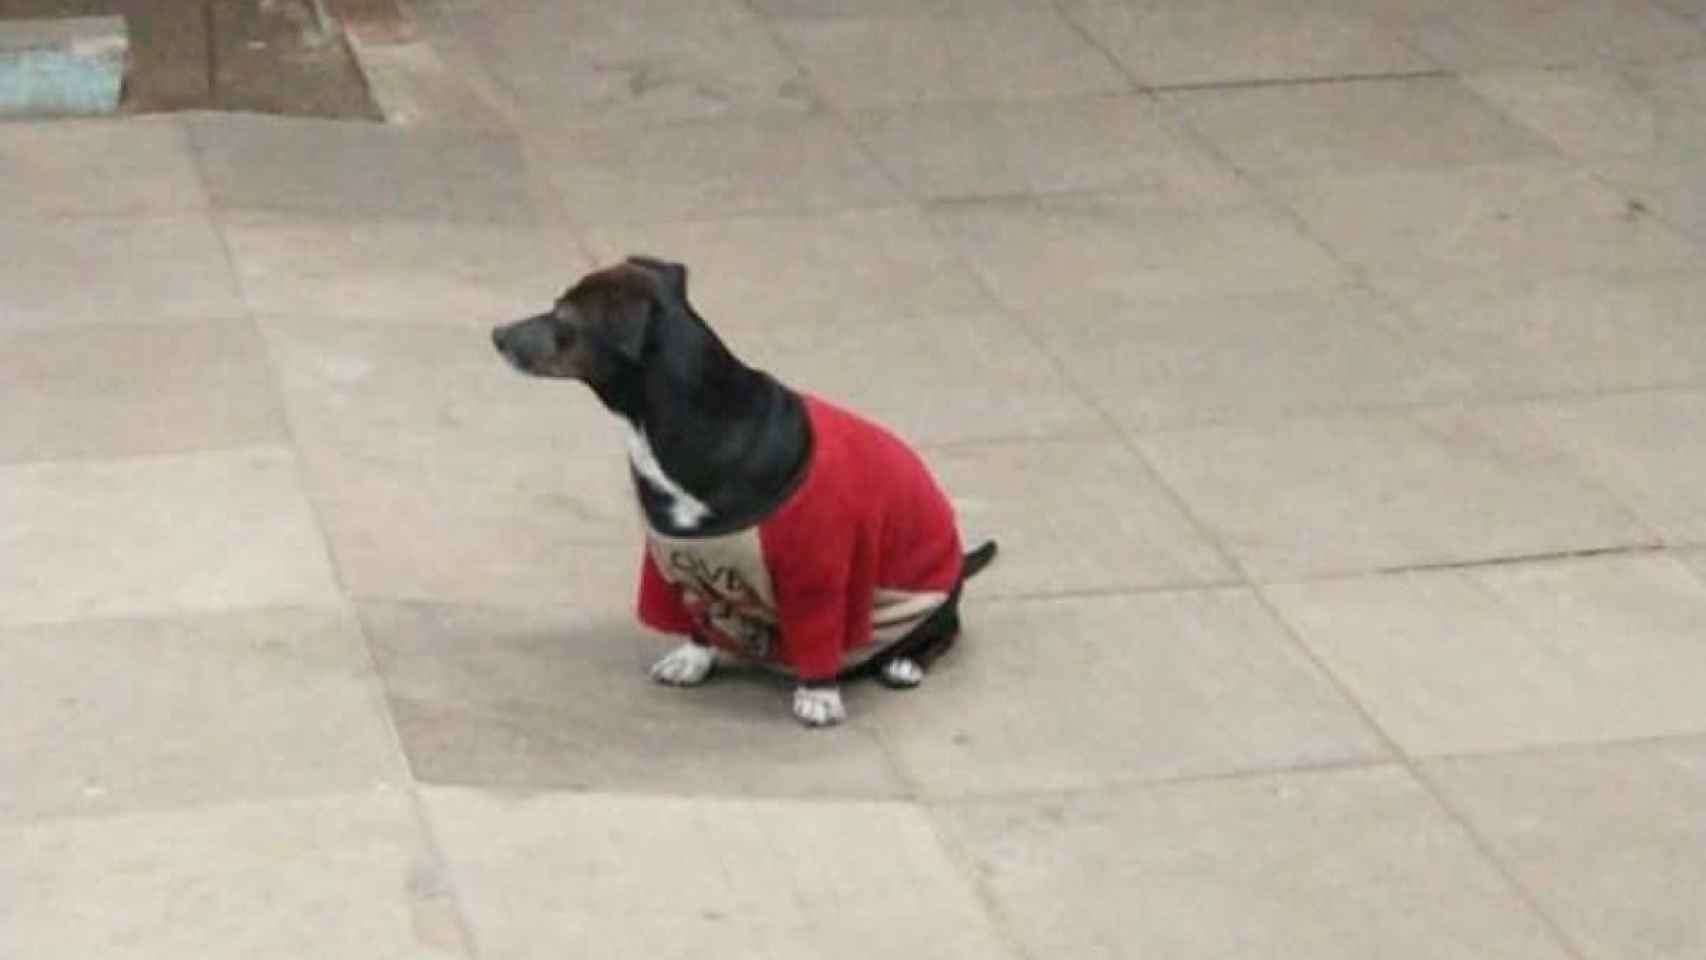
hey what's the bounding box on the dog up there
[492,256,996,727]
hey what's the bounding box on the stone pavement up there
[5,1,1706,957]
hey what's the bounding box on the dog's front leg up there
[649,636,716,686]
[792,681,845,728]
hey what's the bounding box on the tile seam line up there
[751,11,918,204]
[1366,541,1671,576]
[1416,727,1706,768]
[0,599,355,634]
[861,715,1039,960]
[1151,67,1453,95]
[0,781,423,830]
[1445,55,1706,260]
[189,135,487,960]
[1111,84,1677,590]
[1045,6,1331,591]
[914,235,1251,585]
[1124,382,1706,444]
[848,21,1252,590]
[381,751,1395,811]
[1250,576,1596,960]
[1114,81,1590,954]
[26,725,1706,828]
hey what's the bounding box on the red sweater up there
[637,394,963,681]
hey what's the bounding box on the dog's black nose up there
[491,327,505,350]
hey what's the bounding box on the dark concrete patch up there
[0,0,380,119]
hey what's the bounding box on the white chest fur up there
[626,425,712,530]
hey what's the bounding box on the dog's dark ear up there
[591,292,652,363]
[626,256,688,306]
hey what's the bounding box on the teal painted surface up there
[0,49,123,116]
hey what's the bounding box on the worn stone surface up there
[7,6,1706,958]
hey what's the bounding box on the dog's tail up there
[962,540,999,580]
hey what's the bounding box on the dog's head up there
[491,256,689,390]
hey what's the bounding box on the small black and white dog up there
[493,257,995,727]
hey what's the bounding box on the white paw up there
[792,686,846,727]
[649,643,715,686]
[880,657,924,688]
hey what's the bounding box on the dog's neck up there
[604,313,809,535]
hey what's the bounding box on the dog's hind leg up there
[878,656,925,688]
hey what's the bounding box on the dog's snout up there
[493,314,564,376]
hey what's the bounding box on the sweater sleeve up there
[637,547,696,635]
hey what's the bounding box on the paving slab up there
[921,438,1238,596]
[0,607,403,821]
[1397,271,1706,397]
[935,765,1574,960]
[866,589,1384,797]
[0,320,287,463]
[1270,159,1704,302]
[459,3,810,128]
[1354,0,1705,70]
[361,600,909,799]
[1134,404,1655,581]
[1653,0,1706,25]
[925,192,1347,317]
[294,440,639,608]
[1163,76,1554,181]
[220,212,589,324]
[1037,284,1480,432]
[1530,390,1706,543]
[1060,0,1435,88]
[847,94,1244,199]
[424,787,1015,960]
[1461,61,1706,162]
[262,315,644,607]
[2,789,464,958]
[698,309,1105,445]
[0,448,341,626]
[0,214,245,331]
[584,206,991,324]
[188,112,540,222]
[530,114,898,226]
[1426,737,1706,960]
[1266,552,1706,755]
[1462,59,1706,238]
[0,115,205,215]
[773,8,1127,109]
[259,314,617,459]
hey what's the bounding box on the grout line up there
[981,579,1249,602]
[924,756,1401,809]
[1417,727,1706,768]
[1152,67,1453,95]
[191,150,487,958]
[1026,68,1616,946]
[1246,579,1595,960]
[1047,0,1149,94]
[754,12,918,205]
[1405,762,1595,960]
[861,719,1045,960]
[1368,541,1670,576]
